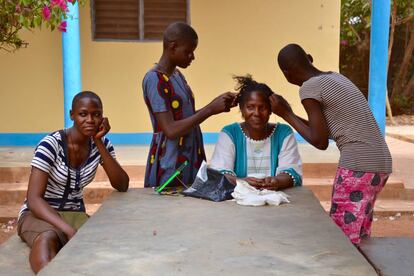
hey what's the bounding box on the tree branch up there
[396,14,414,26]
[347,22,362,42]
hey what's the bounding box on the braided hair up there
[233,74,273,108]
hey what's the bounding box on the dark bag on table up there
[182,168,234,202]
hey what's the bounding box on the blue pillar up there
[62,2,82,128]
[368,0,391,135]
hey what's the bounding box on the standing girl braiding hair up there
[17,91,129,273]
[210,75,302,190]
[272,44,392,245]
[142,22,237,189]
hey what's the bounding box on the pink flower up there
[42,6,51,20]
[340,40,348,46]
[51,0,68,11]
[58,21,67,32]
[51,0,59,6]
[15,5,21,13]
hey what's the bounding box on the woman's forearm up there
[274,173,294,190]
[283,112,328,150]
[156,106,213,140]
[28,196,74,235]
[94,139,129,192]
[224,174,237,185]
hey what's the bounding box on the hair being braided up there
[233,74,273,108]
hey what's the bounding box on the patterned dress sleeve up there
[143,71,170,113]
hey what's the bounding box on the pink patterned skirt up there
[330,167,390,245]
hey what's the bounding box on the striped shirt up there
[300,72,392,173]
[19,130,116,218]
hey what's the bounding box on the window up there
[92,0,189,41]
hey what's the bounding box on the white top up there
[210,124,302,180]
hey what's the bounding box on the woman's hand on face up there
[94,117,110,140]
[269,94,293,119]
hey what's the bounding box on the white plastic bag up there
[195,160,208,182]
[231,179,290,206]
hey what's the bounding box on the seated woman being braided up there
[210,75,302,190]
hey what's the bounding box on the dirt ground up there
[1,213,414,245]
[386,114,414,125]
[371,213,414,237]
[0,218,17,245]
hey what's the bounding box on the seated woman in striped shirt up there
[210,75,302,190]
[17,91,129,273]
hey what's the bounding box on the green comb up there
[155,161,188,193]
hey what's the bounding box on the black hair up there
[233,75,273,108]
[71,91,102,110]
[163,22,198,49]
[277,43,312,72]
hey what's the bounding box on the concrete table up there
[40,188,376,275]
[359,237,414,276]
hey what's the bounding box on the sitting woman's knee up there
[34,230,61,253]
[30,231,62,273]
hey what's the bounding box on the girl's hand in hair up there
[230,93,240,107]
[269,94,293,119]
[94,117,111,140]
[207,92,238,115]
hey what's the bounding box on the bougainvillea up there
[0,0,84,52]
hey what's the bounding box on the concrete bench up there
[359,237,414,276]
[0,235,32,275]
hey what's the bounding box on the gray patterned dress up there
[142,68,206,188]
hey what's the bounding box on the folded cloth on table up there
[231,179,290,206]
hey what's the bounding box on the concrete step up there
[0,163,339,184]
[319,199,414,216]
[0,165,146,183]
[0,181,144,205]
[1,178,408,204]
[304,177,412,201]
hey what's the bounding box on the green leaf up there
[18,14,25,24]
[22,18,29,28]
[34,15,42,27]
